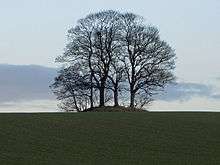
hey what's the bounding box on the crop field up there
[0,112,220,164]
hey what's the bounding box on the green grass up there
[0,112,220,164]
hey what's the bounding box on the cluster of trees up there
[50,10,176,112]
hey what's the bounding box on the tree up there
[55,10,122,107]
[107,54,126,106]
[90,11,122,106]
[50,64,93,112]
[51,10,176,111]
[120,13,175,108]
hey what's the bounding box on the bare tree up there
[121,13,175,108]
[56,10,122,107]
[50,64,93,112]
[51,10,176,111]
[90,11,122,106]
[107,54,126,106]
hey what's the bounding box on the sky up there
[0,0,220,111]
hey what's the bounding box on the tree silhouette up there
[121,13,175,108]
[51,10,176,111]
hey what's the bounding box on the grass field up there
[0,112,220,165]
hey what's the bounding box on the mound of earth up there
[83,106,147,112]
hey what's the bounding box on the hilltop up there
[83,106,146,112]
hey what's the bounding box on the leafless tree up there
[51,10,176,111]
[107,54,126,106]
[56,10,122,107]
[50,64,94,112]
[121,13,175,108]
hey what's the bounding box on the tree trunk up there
[99,84,105,107]
[130,60,136,108]
[90,75,94,109]
[113,88,119,106]
[73,93,80,112]
[130,90,135,108]
[90,86,94,108]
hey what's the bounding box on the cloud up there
[211,94,220,99]
[150,97,220,111]
[0,64,57,102]
[156,82,220,101]
[0,100,58,113]
[0,64,219,106]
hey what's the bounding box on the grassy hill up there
[0,112,220,164]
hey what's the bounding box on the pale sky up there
[0,0,220,111]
